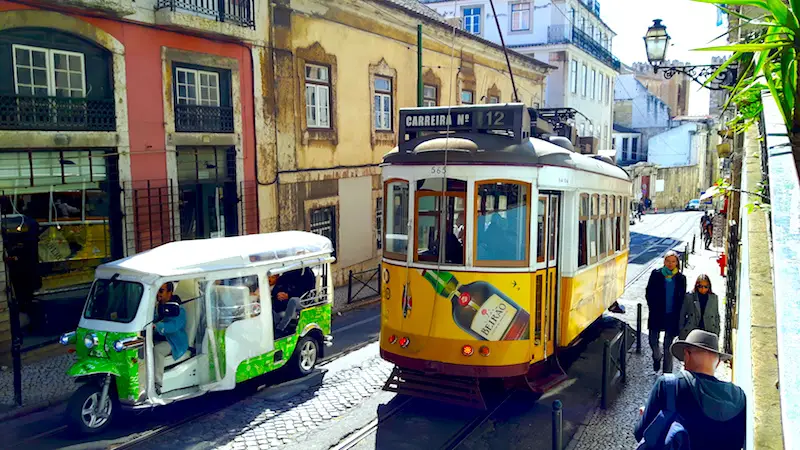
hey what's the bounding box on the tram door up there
[535,192,561,358]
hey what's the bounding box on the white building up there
[648,117,717,185]
[421,0,619,150]
[612,124,644,165]
[614,73,671,156]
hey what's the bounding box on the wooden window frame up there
[383,178,410,261]
[578,193,589,268]
[473,180,532,268]
[461,89,475,105]
[599,194,608,258]
[590,194,599,264]
[304,63,332,130]
[373,75,392,131]
[536,194,548,263]
[414,190,467,265]
[423,84,437,107]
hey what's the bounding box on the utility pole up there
[417,24,423,107]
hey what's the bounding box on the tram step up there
[526,371,568,394]
[382,367,487,409]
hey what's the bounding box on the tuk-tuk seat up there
[164,283,201,369]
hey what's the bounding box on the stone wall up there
[652,165,701,211]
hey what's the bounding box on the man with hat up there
[634,330,746,449]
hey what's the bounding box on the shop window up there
[310,206,337,258]
[415,178,466,265]
[384,180,409,260]
[305,64,331,129]
[475,181,529,266]
[578,194,589,268]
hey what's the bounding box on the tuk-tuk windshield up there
[84,279,145,323]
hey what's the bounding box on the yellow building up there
[259,0,551,286]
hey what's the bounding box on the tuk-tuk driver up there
[153,282,188,384]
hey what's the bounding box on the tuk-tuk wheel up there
[290,335,319,376]
[66,383,117,435]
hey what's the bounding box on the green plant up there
[693,0,800,176]
[713,177,771,213]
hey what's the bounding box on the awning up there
[700,186,720,201]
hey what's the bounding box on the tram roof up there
[383,135,630,181]
[96,231,334,278]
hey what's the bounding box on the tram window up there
[548,196,559,261]
[578,194,589,268]
[475,182,530,265]
[415,178,466,265]
[384,180,409,260]
[536,196,547,263]
[590,194,599,264]
[599,195,607,259]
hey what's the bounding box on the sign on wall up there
[656,179,665,192]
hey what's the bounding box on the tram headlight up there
[59,331,76,346]
[462,345,474,357]
[84,333,99,349]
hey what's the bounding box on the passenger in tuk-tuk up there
[269,269,315,332]
[153,282,188,384]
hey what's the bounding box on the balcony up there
[38,0,135,17]
[546,25,621,71]
[155,0,255,29]
[174,104,234,133]
[0,95,116,132]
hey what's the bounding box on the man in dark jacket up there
[646,251,687,373]
[635,330,746,449]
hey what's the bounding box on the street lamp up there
[643,19,737,91]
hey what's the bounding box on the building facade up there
[614,73,671,156]
[0,0,268,361]
[612,124,644,165]
[262,0,550,287]
[629,61,691,117]
[421,0,619,151]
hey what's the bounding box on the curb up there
[0,392,71,422]
[332,295,381,315]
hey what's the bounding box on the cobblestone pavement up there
[0,353,74,413]
[569,230,732,450]
[144,354,394,449]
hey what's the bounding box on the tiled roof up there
[613,123,641,134]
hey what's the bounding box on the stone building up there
[629,61,691,117]
[613,73,671,158]
[261,0,551,286]
[0,0,269,362]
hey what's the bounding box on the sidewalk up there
[567,234,731,450]
[0,283,380,421]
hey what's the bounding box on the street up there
[0,211,703,450]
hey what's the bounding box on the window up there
[476,182,530,265]
[578,194,589,268]
[463,7,481,34]
[84,280,143,324]
[210,276,262,332]
[423,84,437,107]
[536,196,547,263]
[590,194,599,264]
[579,122,585,137]
[605,76,611,104]
[599,195,607,258]
[415,178,466,265]
[376,197,383,250]
[384,180,409,260]
[175,67,220,106]
[511,2,531,31]
[596,73,603,101]
[13,44,85,97]
[622,137,629,160]
[614,195,622,252]
[305,64,331,128]
[632,137,639,160]
[590,69,596,100]
[310,206,336,257]
[587,24,594,39]
[570,60,578,94]
[488,95,500,104]
[581,64,588,97]
[374,76,392,131]
[647,96,652,113]
[655,103,659,121]
[578,15,585,31]
[548,196,559,261]
[461,89,474,104]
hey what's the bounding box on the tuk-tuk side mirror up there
[158,302,181,319]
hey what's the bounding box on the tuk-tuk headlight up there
[59,331,76,346]
[84,333,99,349]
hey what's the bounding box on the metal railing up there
[0,95,116,131]
[174,104,234,133]
[547,24,572,44]
[543,25,621,71]
[156,0,256,28]
[724,223,738,355]
[347,265,381,304]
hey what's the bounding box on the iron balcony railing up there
[156,0,255,29]
[546,25,621,71]
[174,104,234,133]
[0,95,116,131]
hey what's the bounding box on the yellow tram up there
[378,103,632,406]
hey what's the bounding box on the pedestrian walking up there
[678,274,720,340]
[645,251,687,373]
[634,330,746,449]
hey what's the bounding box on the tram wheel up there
[290,335,319,377]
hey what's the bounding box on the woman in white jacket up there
[678,274,721,340]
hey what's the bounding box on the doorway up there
[177,146,238,239]
[535,191,561,357]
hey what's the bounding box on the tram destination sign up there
[398,104,528,147]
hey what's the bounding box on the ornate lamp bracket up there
[653,63,738,91]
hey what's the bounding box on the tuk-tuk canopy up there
[97,231,333,279]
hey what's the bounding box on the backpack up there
[636,374,691,450]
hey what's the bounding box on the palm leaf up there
[699,52,744,89]
[714,4,757,21]
[779,49,796,115]
[762,59,793,125]
[694,42,790,51]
